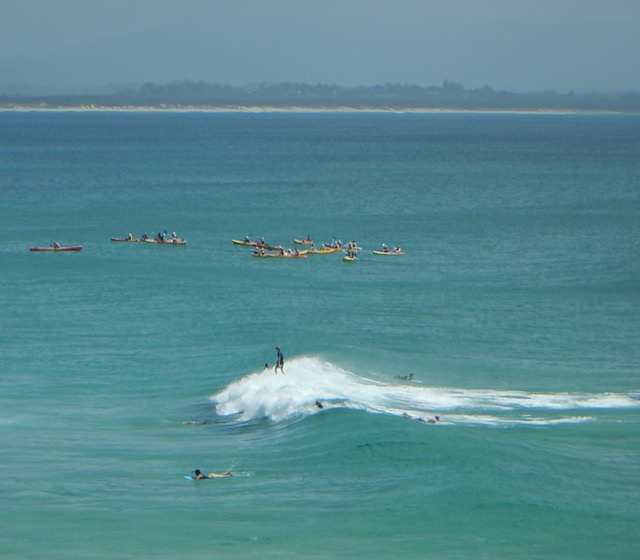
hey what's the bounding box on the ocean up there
[1,110,639,559]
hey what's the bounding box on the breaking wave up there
[211,356,639,427]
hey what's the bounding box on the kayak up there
[253,251,307,259]
[294,238,314,245]
[343,255,358,262]
[372,250,404,255]
[307,247,341,254]
[232,239,257,246]
[232,239,282,250]
[111,237,139,242]
[143,238,187,246]
[30,245,83,252]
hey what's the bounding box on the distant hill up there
[1,80,639,112]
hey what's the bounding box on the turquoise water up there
[1,111,639,559]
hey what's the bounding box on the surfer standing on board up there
[274,347,284,374]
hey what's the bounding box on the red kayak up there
[30,245,83,252]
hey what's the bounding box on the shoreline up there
[0,104,634,115]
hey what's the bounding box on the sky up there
[1,0,639,93]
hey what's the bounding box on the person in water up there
[403,413,440,424]
[192,469,233,479]
[274,346,284,374]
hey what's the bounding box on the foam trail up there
[211,357,639,426]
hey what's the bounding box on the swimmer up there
[403,413,440,424]
[192,469,233,479]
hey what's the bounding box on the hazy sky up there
[1,0,639,92]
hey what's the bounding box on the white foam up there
[213,357,376,422]
[442,414,594,426]
[211,356,639,425]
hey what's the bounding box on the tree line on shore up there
[2,80,639,112]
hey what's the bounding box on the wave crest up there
[211,356,639,426]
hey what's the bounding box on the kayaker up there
[382,243,389,252]
[274,347,284,374]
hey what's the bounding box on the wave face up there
[212,356,639,426]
